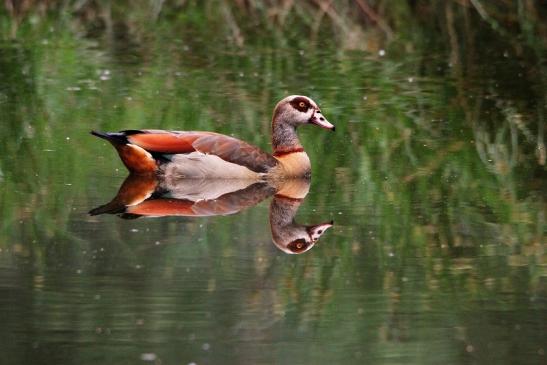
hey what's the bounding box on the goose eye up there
[299,102,306,108]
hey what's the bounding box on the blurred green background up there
[0,1,545,364]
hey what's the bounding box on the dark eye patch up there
[290,97,310,112]
[287,238,311,253]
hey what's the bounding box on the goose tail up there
[91,130,158,174]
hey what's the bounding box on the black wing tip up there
[91,130,108,139]
[120,129,145,135]
[89,203,126,216]
[90,130,128,144]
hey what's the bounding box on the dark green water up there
[1,6,546,365]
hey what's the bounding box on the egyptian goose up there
[90,174,333,254]
[91,95,334,179]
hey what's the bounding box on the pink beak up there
[309,110,335,131]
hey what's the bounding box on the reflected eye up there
[299,101,306,108]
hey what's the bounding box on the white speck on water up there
[408,77,414,83]
[299,50,304,56]
[378,49,386,56]
[66,137,70,140]
[99,69,111,81]
[202,343,210,351]
[188,363,197,365]
[363,95,367,100]
[66,86,81,91]
[130,229,139,233]
[140,353,157,361]
[64,183,72,186]
[76,269,82,274]
[155,241,160,245]
[466,345,474,352]
[136,265,142,269]
[338,211,343,215]
[388,252,395,257]
[239,72,244,77]
[94,294,101,300]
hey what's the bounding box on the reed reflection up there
[90,174,333,254]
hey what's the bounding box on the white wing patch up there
[161,152,261,180]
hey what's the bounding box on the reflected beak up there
[309,110,335,131]
[307,220,334,242]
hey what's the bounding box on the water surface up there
[0,6,546,365]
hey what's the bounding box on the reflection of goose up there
[91,95,334,178]
[89,174,274,218]
[90,175,333,254]
[269,179,333,254]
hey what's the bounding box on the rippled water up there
[1,10,546,365]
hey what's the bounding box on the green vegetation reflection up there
[0,1,545,365]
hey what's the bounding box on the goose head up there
[272,220,334,254]
[273,95,335,131]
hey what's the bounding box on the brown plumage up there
[92,95,334,178]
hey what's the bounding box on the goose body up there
[92,95,334,179]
